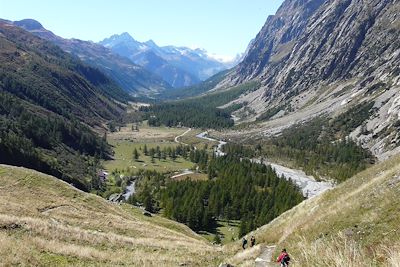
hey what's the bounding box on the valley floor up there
[3,123,400,266]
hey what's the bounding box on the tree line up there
[130,154,303,236]
[260,115,375,182]
[141,81,260,129]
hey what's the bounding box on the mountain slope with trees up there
[142,81,259,129]
[161,156,304,235]
[0,22,126,190]
[10,19,170,96]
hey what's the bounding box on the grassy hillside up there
[223,155,400,266]
[0,164,223,266]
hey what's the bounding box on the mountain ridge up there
[100,32,237,88]
[10,18,171,96]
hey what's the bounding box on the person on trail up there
[250,236,256,247]
[242,237,248,249]
[277,248,290,266]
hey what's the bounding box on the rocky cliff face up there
[219,0,400,158]
[229,0,399,92]
[235,0,325,81]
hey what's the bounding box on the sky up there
[0,0,284,60]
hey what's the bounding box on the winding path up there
[255,245,276,267]
[174,128,191,145]
[171,169,194,179]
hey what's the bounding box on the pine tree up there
[238,220,247,238]
[133,148,139,161]
[171,149,177,161]
[213,234,222,244]
[149,148,155,158]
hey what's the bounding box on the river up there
[123,181,136,201]
[195,132,334,198]
[196,131,227,157]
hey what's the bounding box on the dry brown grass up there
[383,245,400,267]
[290,235,400,267]
[295,234,370,266]
[225,245,262,266]
[173,173,209,181]
[0,165,223,266]
[223,155,400,266]
[108,122,188,142]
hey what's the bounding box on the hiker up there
[242,237,248,249]
[277,248,290,266]
[250,236,256,247]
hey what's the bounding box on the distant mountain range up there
[100,32,240,88]
[8,19,170,96]
[7,18,240,92]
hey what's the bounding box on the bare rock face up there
[230,0,399,96]
[219,0,400,157]
[236,0,326,82]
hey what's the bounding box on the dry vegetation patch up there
[0,165,223,266]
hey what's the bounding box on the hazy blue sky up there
[0,0,283,59]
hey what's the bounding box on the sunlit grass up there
[0,165,223,266]
[105,140,195,172]
[199,219,240,245]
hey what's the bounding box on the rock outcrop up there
[218,0,400,158]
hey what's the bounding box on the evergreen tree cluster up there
[221,143,256,158]
[144,102,234,129]
[188,149,209,171]
[0,92,109,191]
[263,117,375,182]
[160,156,304,234]
[127,170,167,213]
[141,81,260,129]
[130,144,211,168]
[330,101,375,135]
[140,144,195,161]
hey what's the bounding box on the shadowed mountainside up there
[11,19,171,96]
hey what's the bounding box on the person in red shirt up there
[276,248,290,266]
